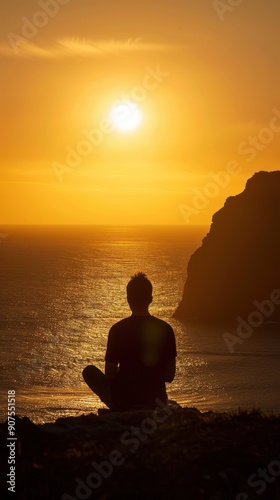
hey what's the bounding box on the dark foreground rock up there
[174,170,280,321]
[1,406,280,500]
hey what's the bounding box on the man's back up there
[83,273,177,411]
[105,315,177,409]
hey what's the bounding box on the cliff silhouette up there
[174,170,280,321]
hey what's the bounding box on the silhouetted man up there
[83,272,177,411]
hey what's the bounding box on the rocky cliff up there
[174,171,280,321]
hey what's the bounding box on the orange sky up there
[1,0,280,225]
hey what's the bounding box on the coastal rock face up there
[174,171,280,321]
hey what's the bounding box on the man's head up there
[126,272,153,310]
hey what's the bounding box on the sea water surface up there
[0,225,279,423]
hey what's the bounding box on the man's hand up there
[165,359,176,382]
[105,361,118,381]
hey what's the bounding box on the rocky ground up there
[1,404,280,500]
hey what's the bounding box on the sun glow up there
[109,100,143,133]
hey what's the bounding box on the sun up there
[109,100,143,133]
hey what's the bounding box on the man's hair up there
[126,272,153,306]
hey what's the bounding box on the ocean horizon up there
[1,224,279,423]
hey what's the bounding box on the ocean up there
[0,225,279,423]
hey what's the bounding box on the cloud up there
[0,38,172,59]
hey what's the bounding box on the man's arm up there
[105,324,120,381]
[165,358,176,383]
[164,323,177,382]
[105,361,118,381]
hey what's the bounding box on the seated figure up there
[83,272,177,411]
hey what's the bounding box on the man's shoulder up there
[109,317,133,331]
[110,315,174,333]
[149,316,174,332]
